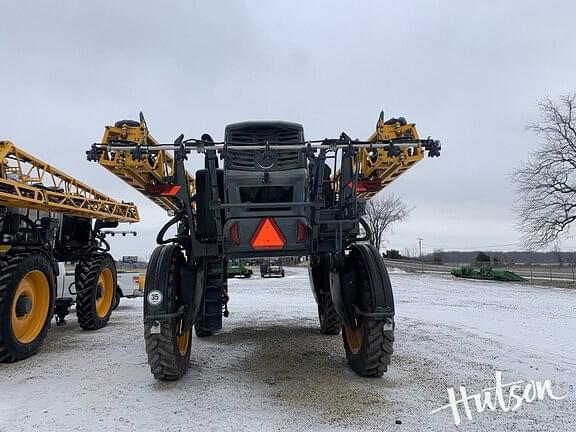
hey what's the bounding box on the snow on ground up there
[1,268,575,431]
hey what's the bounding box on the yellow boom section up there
[0,141,139,222]
[355,114,426,199]
[95,120,196,212]
[90,113,435,211]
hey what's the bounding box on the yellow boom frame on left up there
[0,140,139,222]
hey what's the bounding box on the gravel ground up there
[0,268,574,431]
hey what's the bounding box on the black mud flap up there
[331,244,395,328]
[143,244,187,323]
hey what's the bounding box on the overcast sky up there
[1,0,575,259]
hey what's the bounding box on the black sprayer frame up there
[150,134,416,261]
[106,134,440,330]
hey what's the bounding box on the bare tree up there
[402,247,417,259]
[364,194,412,251]
[513,93,576,248]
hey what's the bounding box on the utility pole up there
[417,238,423,272]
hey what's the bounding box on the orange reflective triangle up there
[251,217,286,250]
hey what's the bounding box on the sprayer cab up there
[210,121,309,257]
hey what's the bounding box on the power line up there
[422,242,523,251]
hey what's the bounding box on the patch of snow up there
[0,268,574,431]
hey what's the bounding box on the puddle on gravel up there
[209,322,395,425]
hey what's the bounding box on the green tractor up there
[227,259,253,278]
[451,266,526,282]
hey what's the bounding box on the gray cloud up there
[1,0,575,258]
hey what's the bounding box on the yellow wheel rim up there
[11,270,50,344]
[344,322,365,354]
[176,321,191,356]
[95,268,114,318]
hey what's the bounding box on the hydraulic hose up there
[357,217,373,243]
[156,213,183,245]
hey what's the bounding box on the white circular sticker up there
[147,290,163,306]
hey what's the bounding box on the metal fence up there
[383,258,576,284]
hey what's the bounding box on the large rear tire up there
[0,252,55,362]
[76,253,117,330]
[144,245,191,381]
[310,255,341,335]
[194,322,213,338]
[342,246,394,377]
[318,294,341,335]
[194,274,213,338]
[111,290,121,311]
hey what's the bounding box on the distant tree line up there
[421,250,576,265]
[383,249,576,265]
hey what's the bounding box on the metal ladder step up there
[198,258,225,330]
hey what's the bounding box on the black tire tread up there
[343,245,394,377]
[144,320,188,380]
[194,326,212,338]
[144,245,190,381]
[112,291,121,311]
[310,254,341,335]
[76,253,116,330]
[319,294,341,335]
